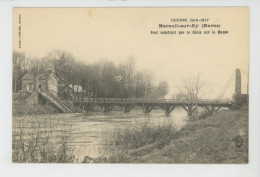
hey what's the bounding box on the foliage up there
[13,50,168,99]
[177,74,206,117]
[99,107,248,163]
[158,81,169,99]
[101,120,176,163]
[177,74,205,103]
[12,115,74,163]
[13,51,30,92]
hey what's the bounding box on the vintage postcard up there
[12,7,249,163]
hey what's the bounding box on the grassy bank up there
[13,103,59,115]
[99,107,248,163]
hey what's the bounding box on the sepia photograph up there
[11,7,250,164]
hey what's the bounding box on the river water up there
[13,107,188,162]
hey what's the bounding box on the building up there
[176,93,189,101]
[59,84,85,99]
[21,72,59,97]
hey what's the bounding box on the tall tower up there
[235,68,241,96]
[235,68,241,106]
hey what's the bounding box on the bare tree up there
[125,56,136,98]
[177,74,205,116]
[13,51,30,92]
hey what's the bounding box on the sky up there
[13,7,249,99]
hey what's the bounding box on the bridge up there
[69,68,245,116]
[23,68,246,116]
[72,97,232,116]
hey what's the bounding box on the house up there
[21,72,59,97]
[176,93,189,101]
[59,84,85,99]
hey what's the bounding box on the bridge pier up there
[102,104,114,113]
[214,106,222,112]
[161,105,176,116]
[83,104,95,111]
[142,105,154,114]
[204,105,214,116]
[123,105,133,113]
[71,98,231,116]
[204,105,222,115]
[181,105,193,116]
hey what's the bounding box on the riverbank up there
[12,103,60,115]
[99,106,248,163]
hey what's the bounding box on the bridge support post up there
[83,104,95,111]
[161,105,176,116]
[181,105,193,116]
[124,105,133,113]
[102,104,114,113]
[204,105,215,116]
[142,105,154,114]
[214,106,222,112]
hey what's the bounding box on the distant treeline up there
[13,50,169,99]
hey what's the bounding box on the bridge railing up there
[72,97,232,104]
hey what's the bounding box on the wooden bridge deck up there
[72,98,232,116]
[72,98,232,106]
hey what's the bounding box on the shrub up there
[12,115,74,163]
[102,120,177,162]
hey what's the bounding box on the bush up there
[12,115,74,163]
[101,120,177,162]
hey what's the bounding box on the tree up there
[13,51,30,92]
[99,59,118,97]
[142,71,154,98]
[134,72,145,98]
[45,50,75,84]
[13,49,167,100]
[177,74,205,116]
[158,81,169,99]
[125,56,136,98]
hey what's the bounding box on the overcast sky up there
[13,8,249,99]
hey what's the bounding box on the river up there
[12,107,188,162]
